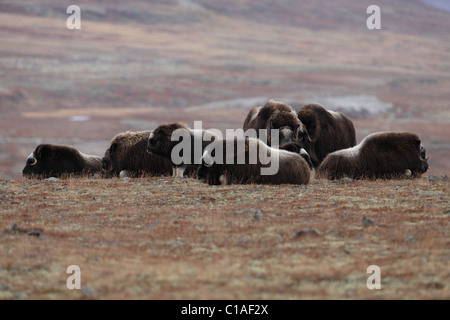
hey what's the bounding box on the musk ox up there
[297,103,356,167]
[243,100,305,147]
[22,144,102,178]
[316,132,429,180]
[147,122,218,178]
[197,137,312,185]
[102,130,172,178]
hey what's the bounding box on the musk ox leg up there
[173,166,186,178]
[219,174,228,185]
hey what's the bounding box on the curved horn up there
[29,158,37,166]
[204,161,214,168]
[420,155,429,162]
[307,133,316,143]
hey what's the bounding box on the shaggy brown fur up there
[102,130,172,178]
[243,100,305,146]
[147,122,218,178]
[22,144,102,179]
[197,137,311,185]
[316,132,429,180]
[297,103,356,167]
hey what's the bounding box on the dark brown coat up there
[243,100,305,146]
[22,144,102,178]
[102,130,172,178]
[316,132,429,180]
[297,103,356,167]
[197,137,312,185]
[147,122,217,178]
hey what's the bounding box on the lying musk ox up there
[102,130,172,178]
[22,144,102,178]
[316,132,429,180]
[297,103,356,167]
[147,122,218,178]
[197,137,312,185]
[243,100,305,147]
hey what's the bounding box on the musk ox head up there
[243,100,306,147]
[418,143,429,174]
[147,122,189,158]
[22,144,100,178]
[297,103,356,167]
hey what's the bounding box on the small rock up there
[9,223,19,233]
[235,209,262,216]
[403,236,416,243]
[295,228,320,237]
[81,286,97,298]
[362,217,375,228]
[414,190,445,196]
[92,173,100,179]
[427,175,448,182]
[45,177,60,182]
[54,186,65,191]
[27,230,41,237]
[254,210,263,220]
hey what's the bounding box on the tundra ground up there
[0,176,448,299]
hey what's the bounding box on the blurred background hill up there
[1,0,449,178]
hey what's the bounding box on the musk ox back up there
[297,103,356,167]
[22,144,102,178]
[102,130,172,178]
[243,100,305,147]
[316,132,429,180]
[197,137,312,185]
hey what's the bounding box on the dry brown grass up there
[0,176,448,299]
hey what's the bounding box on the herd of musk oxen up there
[22,100,429,185]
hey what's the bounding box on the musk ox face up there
[244,100,306,147]
[147,122,188,158]
[23,144,98,178]
[296,103,357,167]
[101,142,118,176]
[418,143,429,173]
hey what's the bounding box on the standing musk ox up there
[22,144,102,178]
[197,137,313,186]
[316,132,429,180]
[243,100,305,147]
[102,130,172,178]
[146,122,219,178]
[297,103,356,167]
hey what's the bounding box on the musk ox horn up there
[420,155,429,162]
[203,159,214,168]
[30,158,37,166]
[307,134,316,143]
